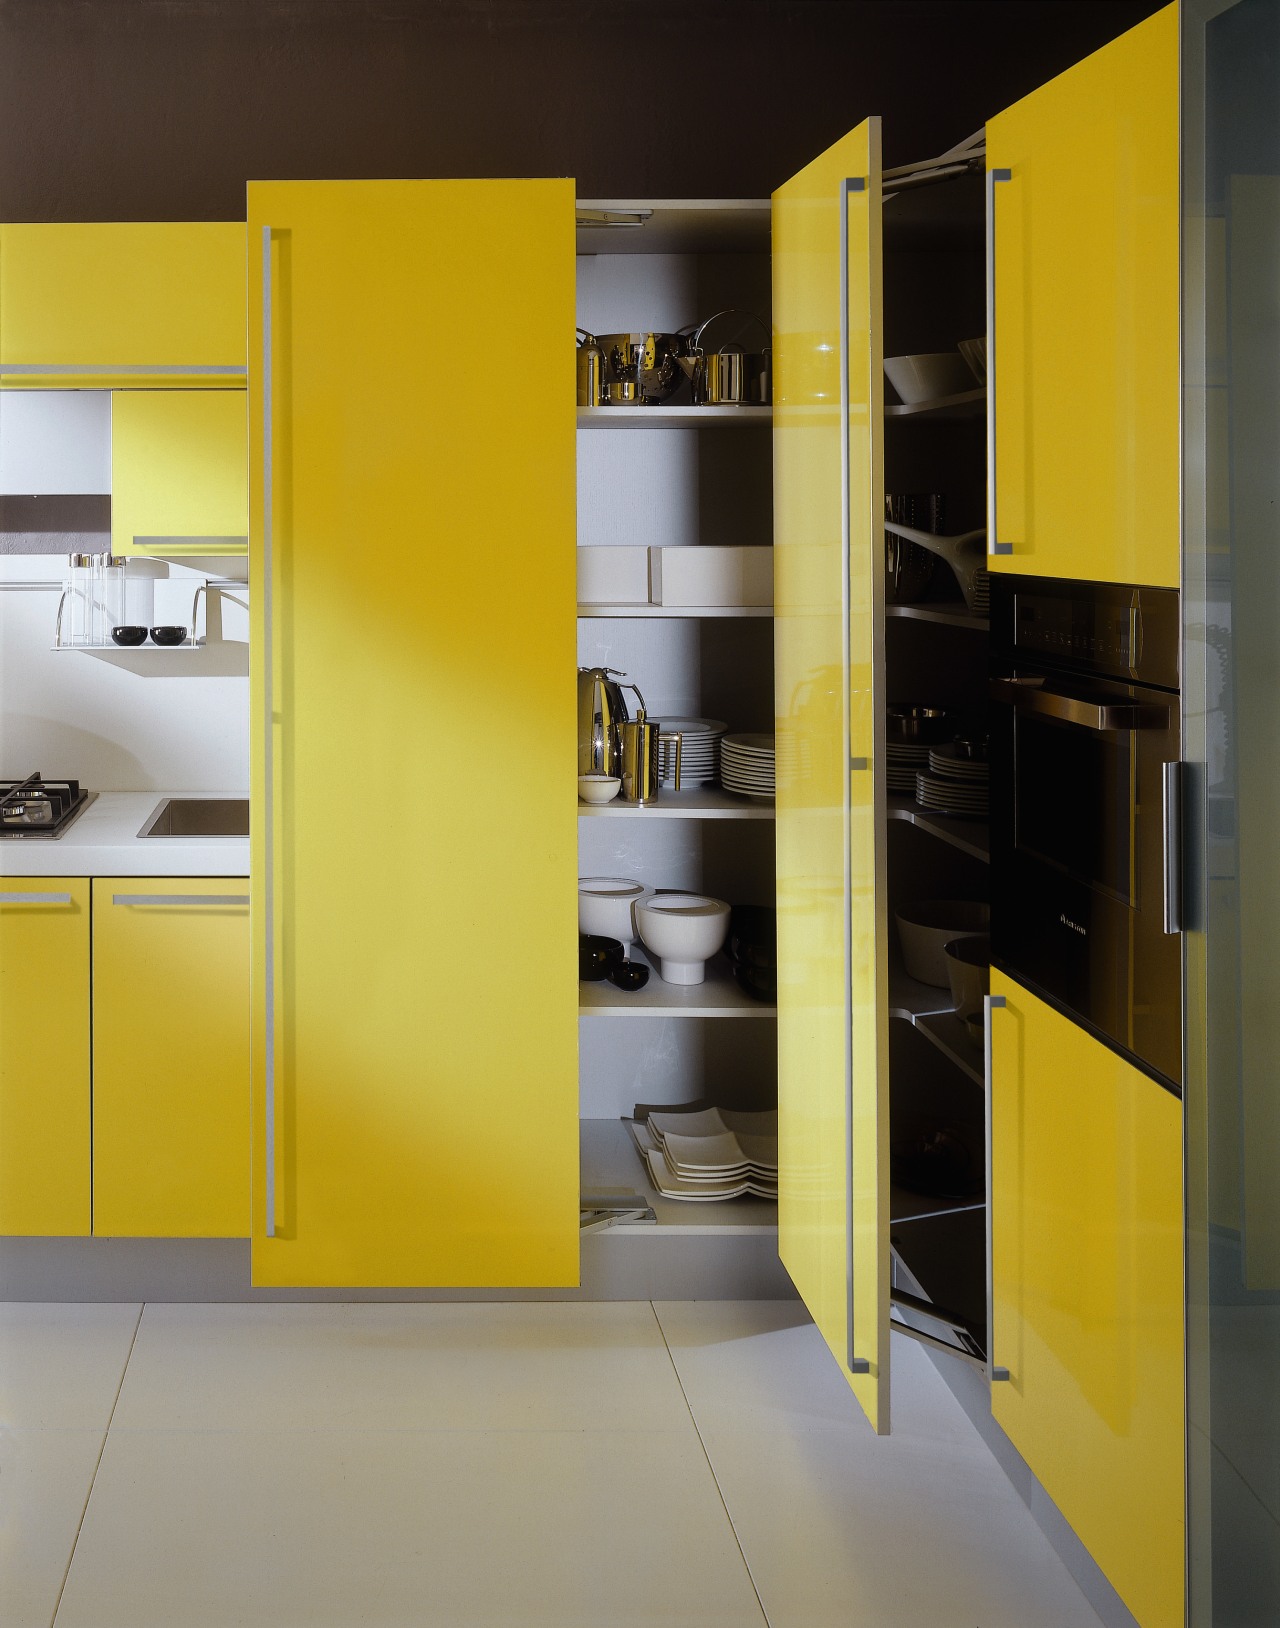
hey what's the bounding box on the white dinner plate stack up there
[720,733,776,801]
[915,744,989,818]
[887,740,932,794]
[655,718,726,788]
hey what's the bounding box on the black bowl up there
[608,960,650,992]
[579,934,624,981]
[149,626,188,647]
[110,625,148,647]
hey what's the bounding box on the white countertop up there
[0,792,249,877]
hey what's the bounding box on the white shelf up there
[51,639,203,653]
[885,603,988,632]
[579,787,775,820]
[580,948,775,1018]
[888,968,955,1024]
[889,970,985,1086]
[884,387,985,421]
[890,1183,985,1226]
[580,1118,777,1235]
[578,603,773,618]
[886,796,989,862]
[575,198,770,257]
[578,406,771,429]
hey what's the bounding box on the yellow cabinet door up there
[774,120,890,1431]
[248,180,578,1288]
[987,3,1179,587]
[111,391,248,557]
[0,222,246,387]
[0,881,90,1234]
[92,879,250,1237]
[990,971,1184,1628]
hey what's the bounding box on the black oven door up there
[990,672,1182,1092]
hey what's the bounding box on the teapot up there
[578,666,631,777]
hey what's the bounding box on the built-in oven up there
[990,575,1182,1094]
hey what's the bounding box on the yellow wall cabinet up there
[991,972,1184,1628]
[0,222,247,387]
[111,390,248,557]
[0,881,91,1235]
[92,878,250,1237]
[248,179,578,1289]
[987,3,1179,587]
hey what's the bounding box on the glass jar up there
[63,553,92,646]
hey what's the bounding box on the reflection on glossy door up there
[774,119,890,1431]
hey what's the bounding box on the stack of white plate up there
[915,744,989,818]
[887,740,932,794]
[656,718,726,788]
[720,733,775,801]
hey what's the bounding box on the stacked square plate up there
[720,733,775,800]
[887,739,932,794]
[655,718,726,788]
[915,743,989,819]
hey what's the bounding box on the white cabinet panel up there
[0,390,111,494]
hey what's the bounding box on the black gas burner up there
[0,774,97,839]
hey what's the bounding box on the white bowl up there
[578,774,620,805]
[895,900,990,987]
[578,877,646,949]
[883,352,976,406]
[635,893,731,985]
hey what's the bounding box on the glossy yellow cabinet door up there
[92,880,250,1237]
[0,881,90,1234]
[249,180,578,1288]
[111,391,248,557]
[987,3,1179,587]
[0,222,246,387]
[774,120,890,1431]
[990,972,1184,1628]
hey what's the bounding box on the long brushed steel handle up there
[112,894,248,907]
[990,678,1168,733]
[0,892,73,905]
[262,223,277,1241]
[984,992,1011,1383]
[986,167,1013,556]
[1163,761,1183,934]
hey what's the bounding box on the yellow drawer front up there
[991,972,1184,1628]
[0,881,91,1235]
[92,880,250,1237]
[0,222,246,385]
[988,4,1179,587]
[111,391,248,556]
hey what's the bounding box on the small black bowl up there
[608,960,650,992]
[110,625,148,647]
[149,626,188,647]
[579,934,624,981]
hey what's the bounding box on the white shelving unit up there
[580,950,774,1018]
[577,405,771,429]
[578,604,773,619]
[579,787,774,821]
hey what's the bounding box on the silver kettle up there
[578,666,632,777]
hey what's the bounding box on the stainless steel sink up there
[138,798,250,838]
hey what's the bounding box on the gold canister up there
[619,716,682,805]
[576,329,603,406]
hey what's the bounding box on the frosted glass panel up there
[0,390,110,493]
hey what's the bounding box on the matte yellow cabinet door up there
[111,391,248,557]
[92,879,250,1237]
[991,971,1184,1628]
[0,222,246,386]
[0,881,90,1234]
[774,120,890,1431]
[249,180,578,1288]
[988,3,1179,587]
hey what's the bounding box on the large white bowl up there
[883,352,976,406]
[635,893,731,985]
[578,877,646,951]
[895,899,990,987]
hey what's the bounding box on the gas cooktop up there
[0,775,97,839]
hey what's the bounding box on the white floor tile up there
[0,1427,105,1628]
[0,1303,140,1430]
[55,1425,767,1628]
[112,1302,688,1434]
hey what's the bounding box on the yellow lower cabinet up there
[111,390,248,556]
[0,880,91,1234]
[991,971,1184,1628]
[92,879,249,1236]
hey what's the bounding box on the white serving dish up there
[578,876,647,950]
[883,352,976,407]
[635,893,731,985]
[895,899,991,987]
[577,546,651,606]
[649,546,772,608]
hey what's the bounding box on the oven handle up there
[990,678,1169,733]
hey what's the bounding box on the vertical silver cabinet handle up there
[1163,761,1183,934]
[984,992,1011,1383]
[262,223,277,1241]
[0,892,73,905]
[839,174,871,1379]
[986,168,1013,557]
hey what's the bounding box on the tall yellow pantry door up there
[774,121,890,1431]
[248,180,578,1287]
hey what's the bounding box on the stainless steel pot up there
[594,332,686,405]
[676,310,771,405]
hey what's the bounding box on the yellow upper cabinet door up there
[0,222,246,387]
[248,180,578,1289]
[990,971,1184,1628]
[987,4,1179,587]
[111,391,248,556]
[92,880,250,1237]
[774,120,890,1432]
[0,880,91,1235]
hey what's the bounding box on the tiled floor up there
[2,1299,1108,1627]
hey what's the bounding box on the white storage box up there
[576,546,651,606]
[649,546,773,608]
